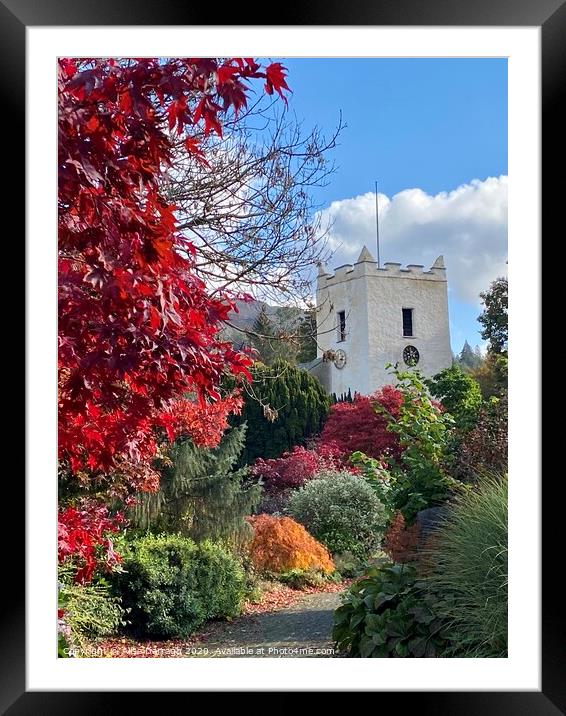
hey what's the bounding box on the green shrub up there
[349,452,394,518]
[277,568,330,590]
[193,540,248,620]
[288,470,388,559]
[134,425,261,549]
[333,551,366,579]
[425,474,508,657]
[112,534,246,638]
[58,573,126,654]
[333,563,451,658]
[376,366,458,524]
[427,364,483,431]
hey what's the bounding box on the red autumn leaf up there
[217,63,240,84]
[58,500,125,584]
[149,306,161,331]
[86,115,100,132]
[184,136,210,167]
[264,62,290,103]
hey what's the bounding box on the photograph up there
[12,3,556,706]
[56,55,509,661]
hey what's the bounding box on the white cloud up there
[318,176,508,303]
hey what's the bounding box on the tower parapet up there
[317,251,447,289]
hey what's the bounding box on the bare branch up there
[162,102,344,305]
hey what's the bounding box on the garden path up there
[188,591,343,658]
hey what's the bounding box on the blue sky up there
[275,58,508,354]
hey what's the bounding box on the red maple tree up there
[318,385,404,461]
[58,57,289,579]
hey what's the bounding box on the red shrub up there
[316,441,356,470]
[250,387,403,493]
[319,385,403,461]
[382,512,421,564]
[251,442,353,493]
[251,446,319,490]
[454,396,508,481]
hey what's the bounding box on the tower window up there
[337,310,346,342]
[402,308,414,337]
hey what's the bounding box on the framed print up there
[8,0,558,709]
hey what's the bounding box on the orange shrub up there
[247,515,335,574]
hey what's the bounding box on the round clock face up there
[403,345,420,366]
[334,349,347,370]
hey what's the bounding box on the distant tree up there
[249,306,277,364]
[331,390,355,403]
[478,277,508,355]
[273,306,304,363]
[248,305,303,365]
[470,353,508,400]
[456,340,483,371]
[296,308,318,364]
[233,360,331,464]
[427,365,482,430]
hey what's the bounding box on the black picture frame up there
[7,0,557,710]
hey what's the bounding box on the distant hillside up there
[227,299,280,331]
[222,299,305,349]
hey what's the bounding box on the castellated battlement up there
[317,248,446,288]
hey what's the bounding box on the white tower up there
[313,247,452,396]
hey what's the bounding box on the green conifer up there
[134,424,260,547]
[233,360,330,464]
